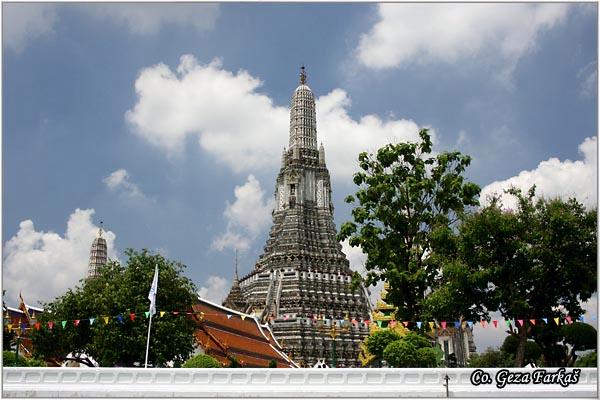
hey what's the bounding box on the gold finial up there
[300,65,306,85]
[98,221,104,237]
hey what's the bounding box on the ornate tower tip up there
[300,65,306,85]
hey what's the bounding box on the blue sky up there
[2,3,597,351]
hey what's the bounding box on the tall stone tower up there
[224,67,371,367]
[87,226,108,278]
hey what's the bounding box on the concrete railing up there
[3,367,597,397]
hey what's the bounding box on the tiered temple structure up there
[222,67,371,367]
[87,226,108,279]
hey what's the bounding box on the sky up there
[2,3,598,352]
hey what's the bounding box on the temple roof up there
[193,297,297,368]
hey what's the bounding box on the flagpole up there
[144,312,153,368]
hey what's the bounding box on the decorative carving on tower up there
[87,224,107,279]
[226,67,372,367]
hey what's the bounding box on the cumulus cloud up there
[3,3,57,53]
[126,55,426,182]
[2,209,117,306]
[356,4,569,78]
[480,136,597,209]
[80,3,219,35]
[341,239,382,306]
[198,275,229,304]
[103,168,148,202]
[212,175,274,252]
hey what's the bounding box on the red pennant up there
[517,319,524,327]
[34,322,41,330]
[530,319,536,325]
[441,321,447,329]
[48,321,54,330]
[566,316,572,324]
[493,320,498,328]
[364,320,370,325]
[130,313,136,321]
[74,320,80,327]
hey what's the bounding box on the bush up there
[468,348,514,368]
[575,351,597,367]
[416,347,439,367]
[182,354,221,368]
[2,351,46,367]
[365,329,402,359]
[384,340,418,367]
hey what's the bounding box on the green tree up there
[31,249,198,367]
[339,129,480,322]
[382,332,441,367]
[3,351,46,367]
[468,348,514,368]
[501,335,542,365]
[561,322,597,366]
[182,354,222,368]
[431,188,596,366]
[364,329,401,360]
[574,351,596,367]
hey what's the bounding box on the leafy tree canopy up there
[364,329,402,360]
[382,332,441,368]
[339,129,480,321]
[468,348,515,368]
[182,354,222,368]
[31,249,198,367]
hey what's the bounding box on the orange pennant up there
[529,319,536,325]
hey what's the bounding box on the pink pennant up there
[402,321,409,327]
[517,319,524,327]
[48,321,54,330]
[74,320,80,327]
[481,320,487,328]
[566,316,572,324]
[441,321,447,329]
[492,320,498,328]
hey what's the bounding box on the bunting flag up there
[517,319,524,327]
[554,317,560,325]
[441,321,447,329]
[542,318,548,324]
[505,319,511,328]
[467,321,473,329]
[389,320,397,328]
[21,323,27,333]
[103,316,109,325]
[74,320,80,327]
[416,321,422,329]
[493,320,498,328]
[48,321,54,330]
[453,321,460,328]
[530,319,536,325]
[90,318,95,326]
[578,315,585,322]
[160,311,166,318]
[7,324,13,331]
[428,321,435,330]
[61,320,67,329]
[241,315,246,321]
[226,314,232,320]
[173,311,179,316]
[34,322,40,330]
[402,321,409,327]
[481,320,487,328]
[130,313,136,321]
[116,314,124,324]
[144,312,150,318]
[376,320,382,327]
[566,316,572,324]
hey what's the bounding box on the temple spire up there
[300,65,307,85]
[234,249,239,283]
[289,67,317,150]
[87,222,108,279]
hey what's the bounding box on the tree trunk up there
[514,327,528,367]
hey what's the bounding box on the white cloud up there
[480,136,597,209]
[212,175,274,252]
[577,61,597,99]
[341,239,382,306]
[126,55,426,182]
[356,4,569,78]
[3,3,57,53]
[198,275,229,304]
[80,3,219,35]
[2,209,117,306]
[103,168,147,201]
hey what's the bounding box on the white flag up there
[148,264,158,316]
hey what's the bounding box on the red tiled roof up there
[192,298,297,368]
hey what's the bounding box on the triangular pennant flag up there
[441,321,447,329]
[429,321,435,330]
[173,311,179,316]
[364,319,370,325]
[116,314,124,324]
[542,318,548,324]
[566,316,572,324]
[481,320,487,328]
[34,322,41,330]
[145,311,150,318]
[21,323,27,333]
[467,321,473,329]
[48,321,54,330]
[505,319,511,328]
[492,320,498,328]
[103,316,109,324]
[241,315,246,321]
[89,318,95,326]
[529,319,536,325]
[226,314,232,320]
[517,319,524,327]
[578,315,584,322]
[402,321,409,327]
[376,320,382,327]
[74,320,80,327]
[351,318,357,324]
[554,317,560,325]
[61,320,67,329]
[454,321,460,328]
[417,321,422,329]
[389,320,397,328]
[160,311,166,318]
[130,313,136,321]
[7,324,13,331]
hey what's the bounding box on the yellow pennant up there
[7,324,13,331]
[241,315,246,321]
[428,321,435,330]
[554,317,560,325]
[160,311,166,318]
[103,316,109,325]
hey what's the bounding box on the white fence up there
[3,367,597,397]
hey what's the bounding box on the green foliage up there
[31,249,198,367]
[3,351,46,367]
[365,329,401,359]
[182,354,221,368]
[468,348,515,368]
[339,129,480,322]
[228,356,241,368]
[382,332,440,367]
[501,336,542,363]
[268,359,277,368]
[575,351,597,367]
[430,187,597,366]
[561,322,597,351]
